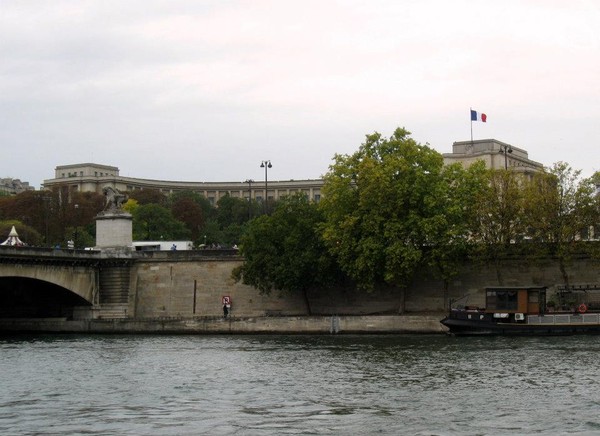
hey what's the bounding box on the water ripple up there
[2,334,600,434]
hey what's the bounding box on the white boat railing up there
[527,313,600,325]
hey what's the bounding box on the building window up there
[314,194,321,203]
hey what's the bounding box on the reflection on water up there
[1,334,600,435]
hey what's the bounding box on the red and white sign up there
[222,296,231,305]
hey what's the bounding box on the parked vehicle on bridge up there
[132,241,193,251]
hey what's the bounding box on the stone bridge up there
[0,245,242,322]
[0,246,132,319]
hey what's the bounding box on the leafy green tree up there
[464,168,528,286]
[233,194,343,314]
[470,169,526,248]
[0,191,58,244]
[522,162,599,285]
[588,171,600,191]
[200,220,224,247]
[586,171,600,245]
[128,189,167,206]
[169,191,217,245]
[217,194,252,227]
[213,194,255,245]
[319,127,456,312]
[221,223,247,247]
[171,195,206,242]
[428,161,490,305]
[64,225,95,249]
[0,189,104,247]
[122,198,140,215]
[132,203,191,241]
[170,190,214,217]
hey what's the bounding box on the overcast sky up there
[2,0,599,189]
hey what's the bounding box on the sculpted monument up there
[95,187,133,249]
[102,186,129,214]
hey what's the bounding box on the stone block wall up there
[130,257,308,318]
[128,254,600,318]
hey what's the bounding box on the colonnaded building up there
[42,139,544,202]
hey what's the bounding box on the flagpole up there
[470,107,473,145]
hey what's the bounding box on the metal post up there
[244,179,253,220]
[500,144,512,170]
[260,160,272,214]
[74,204,79,248]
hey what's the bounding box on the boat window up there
[487,290,518,311]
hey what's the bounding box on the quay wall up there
[128,252,600,319]
[1,250,599,334]
[0,315,446,334]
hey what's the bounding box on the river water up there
[1,333,599,435]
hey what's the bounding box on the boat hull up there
[441,316,600,336]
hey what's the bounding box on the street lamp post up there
[260,160,272,214]
[74,204,79,249]
[244,179,254,220]
[499,143,513,170]
[43,195,51,246]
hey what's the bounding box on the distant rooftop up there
[0,178,34,195]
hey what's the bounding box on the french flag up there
[471,109,487,122]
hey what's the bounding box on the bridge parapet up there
[0,248,101,307]
[132,249,241,261]
[0,245,104,267]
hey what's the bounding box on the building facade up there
[0,178,34,195]
[43,163,323,205]
[442,139,544,175]
[42,139,544,202]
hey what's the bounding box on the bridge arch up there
[0,263,98,305]
[0,276,94,319]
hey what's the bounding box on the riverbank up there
[0,314,448,334]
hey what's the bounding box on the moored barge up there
[441,285,600,335]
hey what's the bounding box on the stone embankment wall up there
[128,252,600,318]
[1,251,598,334]
[0,314,446,334]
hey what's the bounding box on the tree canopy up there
[132,203,191,241]
[233,193,344,314]
[0,189,104,247]
[320,129,457,293]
